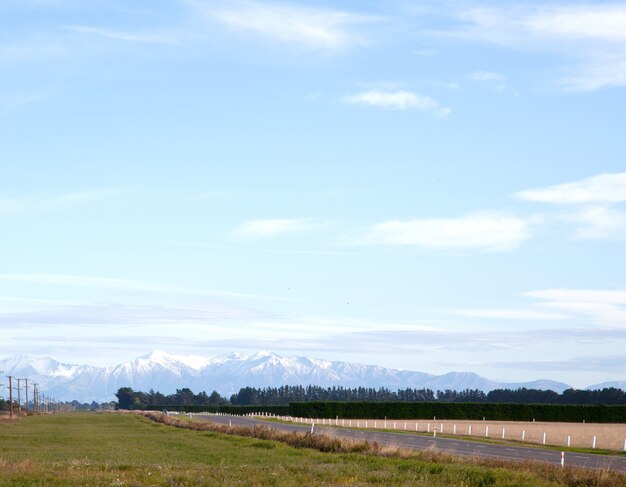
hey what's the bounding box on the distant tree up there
[209,390,226,405]
[234,387,258,405]
[115,387,135,410]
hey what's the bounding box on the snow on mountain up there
[586,380,626,390]
[0,351,582,403]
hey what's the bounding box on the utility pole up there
[7,376,13,418]
[16,379,22,415]
[33,383,38,414]
[24,378,29,414]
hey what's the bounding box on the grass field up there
[1,413,625,486]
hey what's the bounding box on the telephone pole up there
[24,378,29,414]
[7,376,14,418]
[33,383,38,414]
[16,378,22,415]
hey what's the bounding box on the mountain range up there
[1,350,613,403]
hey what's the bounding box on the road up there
[196,414,626,472]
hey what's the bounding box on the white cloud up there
[468,70,505,82]
[560,56,626,92]
[453,308,566,320]
[525,288,626,328]
[515,172,626,204]
[234,218,318,239]
[568,205,626,239]
[525,288,626,305]
[467,70,517,95]
[0,273,274,300]
[0,302,266,327]
[515,173,626,240]
[453,5,626,46]
[525,6,626,42]
[360,213,532,252]
[192,0,375,51]
[343,90,450,117]
[446,4,626,91]
[66,25,179,45]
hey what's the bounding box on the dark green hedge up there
[145,404,290,415]
[289,402,626,423]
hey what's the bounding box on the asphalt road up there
[196,414,626,472]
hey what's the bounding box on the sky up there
[1,0,626,388]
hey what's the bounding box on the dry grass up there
[294,417,626,451]
[142,411,384,455]
[143,411,626,486]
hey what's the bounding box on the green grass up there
[0,413,623,486]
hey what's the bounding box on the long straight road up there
[197,414,626,472]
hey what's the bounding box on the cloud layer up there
[194,0,374,51]
[344,90,450,117]
[361,213,531,252]
[516,172,626,204]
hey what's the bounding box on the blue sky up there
[1,0,626,387]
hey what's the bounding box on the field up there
[290,417,626,451]
[1,413,626,486]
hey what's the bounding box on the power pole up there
[33,383,38,414]
[7,376,13,418]
[24,378,29,414]
[16,379,22,415]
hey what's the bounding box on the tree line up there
[230,385,626,405]
[115,387,227,410]
[113,385,626,409]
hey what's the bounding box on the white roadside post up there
[485,426,489,437]
[561,451,565,468]
[469,425,472,435]
[522,430,525,441]
[502,428,505,439]
[592,436,596,449]
[311,423,315,435]
[433,427,437,438]
[567,435,571,447]
[453,424,456,435]
[543,432,547,445]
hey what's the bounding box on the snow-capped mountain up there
[0,351,577,403]
[587,380,626,390]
